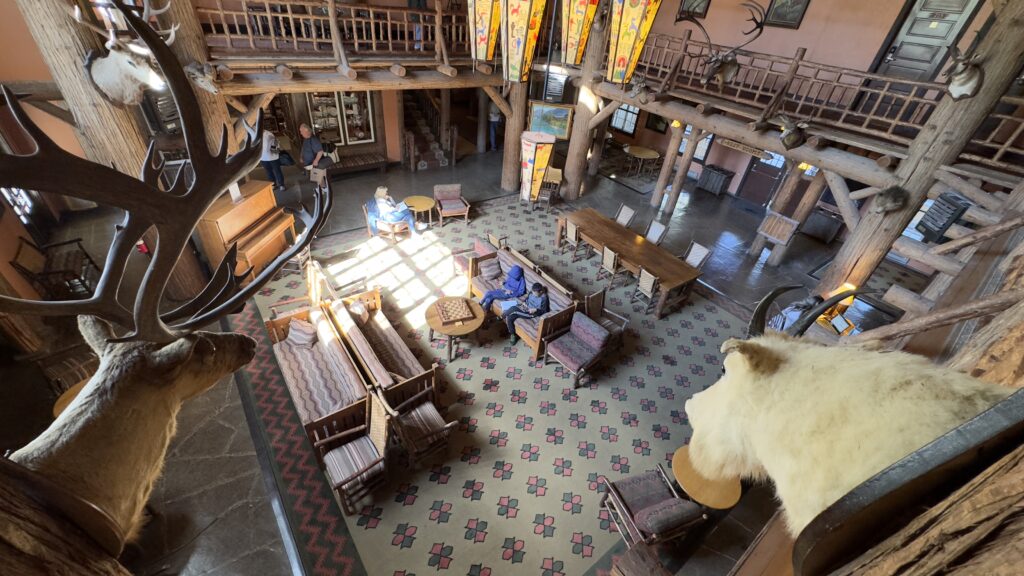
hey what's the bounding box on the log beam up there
[25,101,76,128]
[849,186,882,200]
[651,123,685,208]
[481,85,512,118]
[4,80,62,102]
[822,170,862,231]
[934,169,1005,213]
[476,88,488,153]
[475,62,493,75]
[326,0,357,80]
[930,215,1024,256]
[389,64,407,77]
[892,237,966,276]
[275,64,294,80]
[500,82,528,193]
[587,100,622,130]
[437,64,459,77]
[816,4,1024,295]
[224,95,248,114]
[882,284,936,315]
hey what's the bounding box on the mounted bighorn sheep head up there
[773,114,809,150]
[685,286,1011,535]
[72,1,179,106]
[943,45,984,101]
[678,1,766,90]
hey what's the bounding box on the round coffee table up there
[425,297,486,362]
[671,445,742,509]
[404,195,437,227]
[625,145,661,177]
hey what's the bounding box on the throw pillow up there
[348,300,371,325]
[286,318,318,347]
[633,498,703,535]
[479,258,502,281]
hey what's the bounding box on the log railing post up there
[652,122,685,207]
[663,127,707,215]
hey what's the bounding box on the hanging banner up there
[561,0,599,66]
[469,0,501,62]
[606,0,664,84]
[501,0,548,82]
[521,131,557,202]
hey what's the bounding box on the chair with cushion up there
[597,246,628,289]
[11,237,101,300]
[643,220,668,246]
[584,289,628,348]
[313,394,390,515]
[377,366,457,468]
[536,167,562,212]
[451,237,497,277]
[600,465,708,549]
[681,240,712,270]
[363,201,410,243]
[630,268,661,315]
[543,312,611,388]
[434,184,471,227]
[614,203,636,228]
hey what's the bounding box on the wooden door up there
[738,152,786,206]
[875,0,982,81]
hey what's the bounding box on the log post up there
[157,2,235,155]
[500,82,528,192]
[651,122,685,208]
[587,116,612,176]
[562,5,611,200]
[327,0,357,79]
[440,89,451,151]
[816,4,1024,296]
[664,127,707,215]
[477,88,488,153]
[822,170,861,231]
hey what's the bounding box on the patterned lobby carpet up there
[239,195,746,575]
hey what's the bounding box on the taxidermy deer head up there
[71,1,179,106]
[678,1,765,90]
[184,61,221,94]
[685,286,1011,535]
[774,114,809,150]
[943,46,984,101]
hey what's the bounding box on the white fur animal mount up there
[685,334,1011,536]
[943,46,984,101]
[9,316,255,549]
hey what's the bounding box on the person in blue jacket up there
[366,186,425,237]
[480,265,526,311]
[503,283,550,344]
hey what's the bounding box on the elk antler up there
[720,2,766,60]
[0,1,330,343]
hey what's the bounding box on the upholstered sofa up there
[469,247,577,360]
[451,236,497,278]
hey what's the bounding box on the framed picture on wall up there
[644,113,669,133]
[675,0,710,20]
[765,0,810,29]
[528,101,575,140]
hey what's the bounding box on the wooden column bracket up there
[327,0,357,80]
[848,186,882,200]
[6,80,62,102]
[224,95,248,114]
[389,64,407,77]
[434,3,457,77]
[475,62,494,75]
[807,134,830,150]
[892,237,966,276]
[757,47,806,124]
[233,93,274,143]
[274,64,293,80]
[929,214,1024,256]
[25,100,76,128]
[482,85,512,118]
[875,155,899,170]
[823,170,862,231]
[214,64,234,82]
[934,169,1006,213]
[697,102,720,116]
[882,284,935,315]
[587,101,622,130]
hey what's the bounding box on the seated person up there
[370,186,427,236]
[502,283,550,345]
[480,264,526,311]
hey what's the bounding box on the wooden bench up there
[327,152,389,178]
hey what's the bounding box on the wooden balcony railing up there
[194,1,469,59]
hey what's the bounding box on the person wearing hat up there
[502,282,550,345]
[368,186,426,237]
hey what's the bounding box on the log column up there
[477,88,488,153]
[157,2,235,154]
[500,82,529,192]
[664,126,707,215]
[765,171,827,265]
[817,4,1024,295]
[562,8,611,201]
[651,122,684,208]
[440,89,451,151]
[587,116,612,176]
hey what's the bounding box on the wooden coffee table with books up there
[425,297,486,362]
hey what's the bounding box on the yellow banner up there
[521,131,556,201]
[469,0,500,61]
[502,0,548,81]
[561,0,598,66]
[606,0,663,84]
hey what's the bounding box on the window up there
[679,124,713,163]
[757,150,787,169]
[1,187,34,226]
[610,104,640,135]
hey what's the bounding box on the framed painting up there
[765,0,810,29]
[675,0,710,20]
[644,113,668,134]
[528,101,575,140]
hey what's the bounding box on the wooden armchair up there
[614,203,637,228]
[562,221,591,262]
[377,366,457,468]
[597,246,628,288]
[584,289,628,348]
[363,202,410,242]
[681,240,712,270]
[643,220,668,245]
[543,312,612,388]
[631,268,661,315]
[10,237,100,300]
[312,394,390,515]
[434,184,470,226]
[21,342,99,398]
[600,465,708,549]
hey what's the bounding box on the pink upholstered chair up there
[434,184,471,227]
[543,312,611,388]
[600,465,708,549]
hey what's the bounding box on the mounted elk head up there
[774,114,809,150]
[0,0,329,563]
[943,45,984,101]
[71,1,179,106]
[684,286,1011,535]
[678,1,766,90]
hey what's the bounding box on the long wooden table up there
[556,208,701,318]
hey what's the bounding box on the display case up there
[306,92,342,145]
[306,91,375,147]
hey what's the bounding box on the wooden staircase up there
[403,91,451,171]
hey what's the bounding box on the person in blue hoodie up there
[480,265,526,311]
[502,283,550,344]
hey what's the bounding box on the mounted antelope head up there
[943,45,984,101]
[678,1,766,90]
[774,114,809,150]
[71,1,179,106]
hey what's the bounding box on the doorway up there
[738,152,787,206]
[874,0,983,81]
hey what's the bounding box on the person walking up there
[488,101,502,152]
[502,283,550,344]
[260,131,286,192]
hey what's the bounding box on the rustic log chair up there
[10,237,101,300]
[363,202,410,243]
[631,268,661,315]
[434,184,471,227]
[600,464,708,549]
[614,203,637,228]
[312,393,391,515]
[536,167,562,212]
[584,289,629,348]
[644,220,668,245]
[562,220,591,262]
[376,365,458,468]
[597,246,629,289]
[543,312,612,388]
[681,240,713,271]
[487,233,508,249]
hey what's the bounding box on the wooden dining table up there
[555,208,702,318]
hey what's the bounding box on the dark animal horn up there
[784,289,872,337]
[747,285,804,337]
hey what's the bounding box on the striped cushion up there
[286,318,318,347]
[323,435,383,488]
[472,276,502,296]
[362,310,423,384]
[546,332,599,372]
[399,402,448,453]
[330,300,395,388]
[479,258,502,280]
